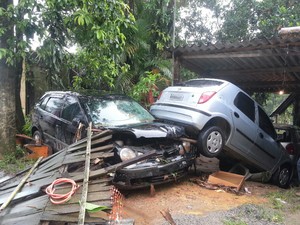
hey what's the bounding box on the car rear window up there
[179,79,223,87]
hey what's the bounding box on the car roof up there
[40,91,131,101]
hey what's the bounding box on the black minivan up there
[31,91,196,189]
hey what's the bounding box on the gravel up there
[161,204,283,225]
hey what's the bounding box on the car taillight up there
[198,91,216,104]
[286,143,296,155]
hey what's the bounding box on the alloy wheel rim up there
[207,131,222,154]
[279,168,289,185]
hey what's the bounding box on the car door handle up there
[234,112,239,118]
[259,133,264,139]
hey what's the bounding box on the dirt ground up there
[119,157,295,225]
[121,178,279,224]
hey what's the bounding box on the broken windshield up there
[80,97,154,127]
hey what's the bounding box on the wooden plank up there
[90,129,113,140]
[37,151,66,172]
[0,185,40,205]
[63,152,114,165]
[41,212,107,223]
[70,150,156,182]
[50,182,111,195]
[0,212,43,225]
[44,200,111,214]
[66,130,112,152]
[27,170,57,183]
[1,195,49,215]
[70,168,107,181]
[78,124,92,225]
[64,191,111,204]
[67,134,112,153]
[65,144,114,157]
[88,178,112,185]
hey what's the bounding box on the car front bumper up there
[112,155,195,190]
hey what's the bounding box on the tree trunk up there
[0,0,16,158]
[15,11,25,133]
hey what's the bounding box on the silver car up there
[150,78,292,188]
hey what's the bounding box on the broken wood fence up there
[0,129,124,225]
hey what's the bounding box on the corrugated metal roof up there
[173,36,300,93]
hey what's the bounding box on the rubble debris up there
[0,157,43,211]
[207,171,245,191]
[189,176,244,195]
[0,129,138,225]
[160,208,176,225]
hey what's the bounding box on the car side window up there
[44,97,64,116]
[258,106,276,139]
[61,96,83,122]
[233,92,255,122]
[39,96,49,110]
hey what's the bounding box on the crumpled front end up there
[112,142,196,190]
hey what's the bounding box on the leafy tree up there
[0,0,135,155]
[115,0,176,96]
[176,0,300,43]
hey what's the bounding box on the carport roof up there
[173,36,300,93]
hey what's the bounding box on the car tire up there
[272,165,291,188]
[198,126,225,158]
[33,130,43,144]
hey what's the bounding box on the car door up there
[60,96,87,145]
[40,96,64,144]
[229,92,258,157]
[249,105,282,171]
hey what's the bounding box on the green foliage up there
[177,0,300,44]
[223,219,247,225]
[222,204,284,224]
[264,189,300,221]
[1,0,136,91]
[22,115,32,136]
[130,71,161,106]
[0,146,34,174]
[111,0,175,94]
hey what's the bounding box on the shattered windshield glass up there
[80,96,154,127]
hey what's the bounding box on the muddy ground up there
[119,157,300,225]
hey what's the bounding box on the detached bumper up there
[112,156,195,190]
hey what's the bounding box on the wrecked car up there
[31,91,196,189]
[150,78,293,188]
[274,123,300,176]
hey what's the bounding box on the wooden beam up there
[78,124,92,225]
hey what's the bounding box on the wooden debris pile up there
[0,129,126,225]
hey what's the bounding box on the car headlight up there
[120,147,137,161]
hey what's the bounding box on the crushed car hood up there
[111,122,185,139]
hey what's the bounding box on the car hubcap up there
[207,131,222,153]
[34,133,41,144]
[279,168,289,185]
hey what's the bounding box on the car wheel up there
[33,130,43,145]
[272,165,291,188]
[198,126,225,158]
